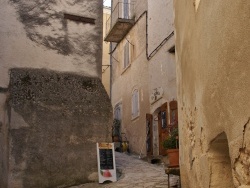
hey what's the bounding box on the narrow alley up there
[1,0,249,187]
[71,152,176,188]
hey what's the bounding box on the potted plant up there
[163,128,179,167]
[112,119,121,142]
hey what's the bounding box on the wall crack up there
[233,117,250,186]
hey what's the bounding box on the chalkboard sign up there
[99,149,114,169]
[97,143,117,183]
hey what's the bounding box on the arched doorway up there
[208,132,234,188]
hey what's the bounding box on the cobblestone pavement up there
[71,152,169,188]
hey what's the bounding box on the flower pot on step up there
[167,148,179,167]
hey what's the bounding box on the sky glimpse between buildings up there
[103,0,111,7]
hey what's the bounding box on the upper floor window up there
[124,41,130,69]
[123,0,130,19]
[132,89,139,119]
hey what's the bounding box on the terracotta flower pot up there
[167,149,179,167]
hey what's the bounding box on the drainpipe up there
[109,0,113,100]
[108,11,174,61]
[109,42,112,99]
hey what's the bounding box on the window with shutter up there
[132,89,139,119]
[114,104,121,120]
[123,0,130,19]
[124,41,130,69]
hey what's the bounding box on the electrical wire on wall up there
[108,11,174,61]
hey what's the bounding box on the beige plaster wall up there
[111,0,149,155]
[148,0,177,155]
[174,0,250,187]
[111,0,177,156]
[148,0,174,53]
[148,0,176,114]
[0,1,103,88]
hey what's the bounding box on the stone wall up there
[174,0,250,187]
[0,0,112,187]
[7,69,112,188]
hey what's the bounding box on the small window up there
[132,89,139,118]
[124,41,130,69]
[114,104,122,120]
[123,0,130,19]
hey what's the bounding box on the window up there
[123,0,130,19]
[124,41,130,69]
[114,104,122,120]
[113,103,122,138]
[132,89,139,118]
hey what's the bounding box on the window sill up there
[131,114,140,121]
[121,63,131,75]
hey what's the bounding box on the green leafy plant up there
[163,128,179,149]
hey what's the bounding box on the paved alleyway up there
[71,152,170,188]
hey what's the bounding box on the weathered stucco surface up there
[174,0,250,187]
[110,0,177,156]
[0,0,112,187]
[0,0,103,88]
[148,0,176,156]
[110,0,149,154]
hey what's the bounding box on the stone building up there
[105,0,149,154]
[0,1,112,188]
[105,0,177,156]
[174,0,250,187]
[147,0,177,157]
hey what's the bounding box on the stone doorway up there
[208,132,234,188]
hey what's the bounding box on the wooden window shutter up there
[132,89,139,118]
[169,100,178,127]
[123,0,129,19]
[135,90,139,114]
[158,102,169,156]
[124,42,129,68]
[146,114,153,156]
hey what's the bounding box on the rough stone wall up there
[0,0,112,187]
[0,92,9,188]
[174,0,250,187]
[7,69,112,188]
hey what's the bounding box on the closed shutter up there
[146,114,153,156]
[132,89,139,118]
[123,0,129,19]
[169,100,178,128]
[159,102,169,156]
[124,42,129,68]
[135,90,139,115]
